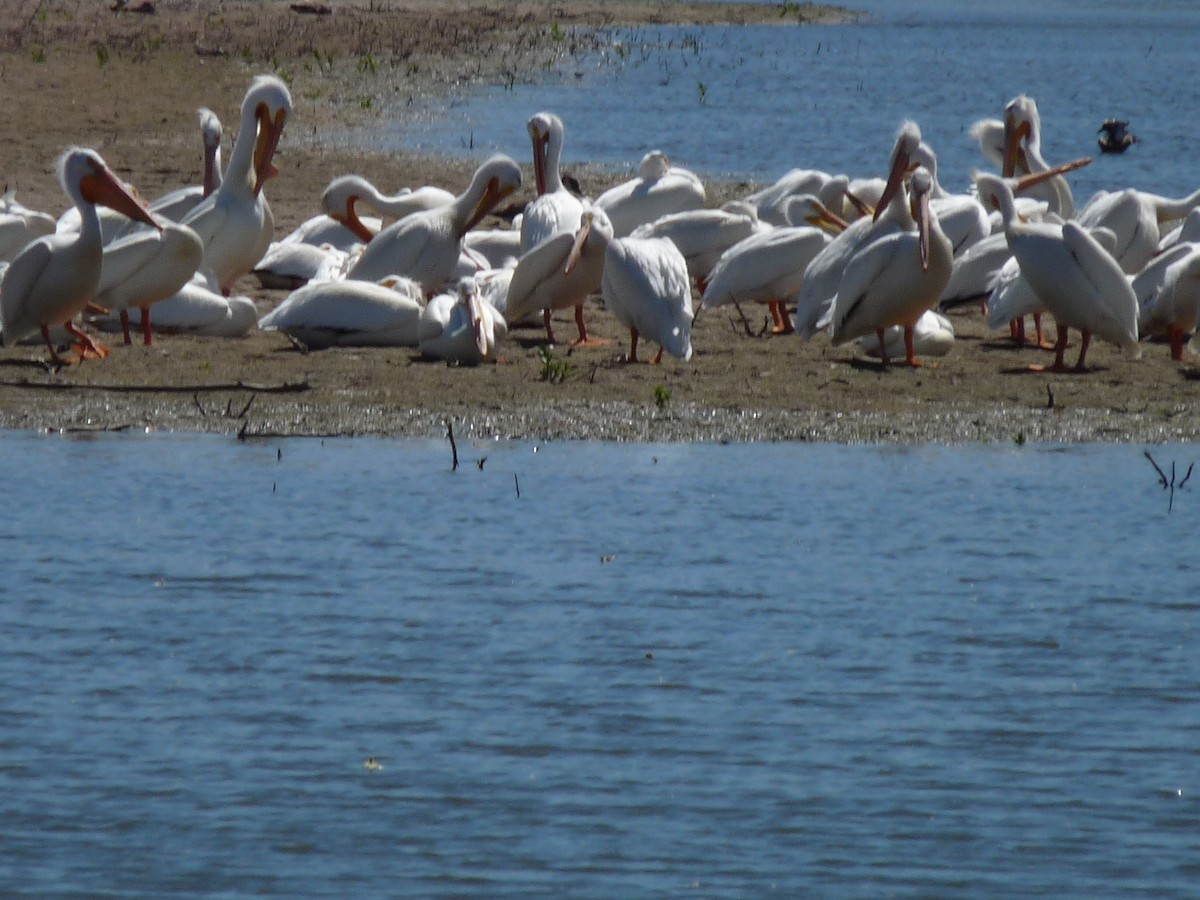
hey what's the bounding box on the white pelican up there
[90,271,259,338]
[1,148,158,364]
[859,310,954,360]
[259,275,425,349]
[0,190,56,262]
[1132,242,1200,360]
[95,221,204,345]
[1002,94,1076,219]
[142,107,225,226]
[594,150,706,238]
[910,139,990,257]
[821,167,954,367]
[977,172,1138,371]
[520,112,584,253]
[505,205,613,344]
[746,168,847,226]
[794,123,924,339]
[180,75,292,294]
[1076,186,1200,275]
[631,200,764,292]
[701,213,834,335]
[419,276,506,365]
[346,155,521,293]
[1157,208,1200,254]
[601,233,693,363]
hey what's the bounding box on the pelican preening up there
[1,148,159,364]
[594,150,706,238]
[520,111,584,254]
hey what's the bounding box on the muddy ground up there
[0,0,1195,444]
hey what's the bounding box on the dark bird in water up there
[1098,119,1137,154]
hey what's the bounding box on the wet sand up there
[0,0,1196,444]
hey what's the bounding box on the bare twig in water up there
[446,419,459,470]
[514,473,520,498]
[1046,384,1055,409]
[1144,450,1194,513]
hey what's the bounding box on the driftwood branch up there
[0,379,310,394]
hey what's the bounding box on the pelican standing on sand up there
[1,148,159,364]
[520,112,584,253]
[602,232,694,363]
[345,155,522,293]
[821,167,954,367]
[976,172,1138,371]
[180,75,292,295]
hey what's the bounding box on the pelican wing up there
[0,239,54,341]
[503,230,578,322]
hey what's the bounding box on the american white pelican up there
[259,275,425,349]
[1132,242,1200,360]
[419,276,506,365]
[977,172,1138,371]
[746,168,847,226]
[594,150,706,238]
[180,75,292,294]
[1002,94,1076,219]
[822,167,954,367]
[631,200,764,292]
[140,107,225,227]
[95,221,204,345]
[520,112,584,253]
[601,233,693,363]
[910,139,990,257]
[505,205,613,344]
[1157,208,1200,253]
[0,190,56,262]
[89,270,259,338]
[701,213,834,335]
[345,155,521,293]
[1,148,158,364]
[859,310,955,360]
[1076,186,1200,275]
[794,123,924,339]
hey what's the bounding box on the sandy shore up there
[0,0,1196,444]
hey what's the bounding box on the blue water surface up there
[1,430,1197,896]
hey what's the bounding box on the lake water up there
[376,0,1200,202]
[2,430,1198,896]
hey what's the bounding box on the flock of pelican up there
[3,77,1199,376]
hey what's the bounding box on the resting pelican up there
[859,310,954,360]
[96,221,204,345]
[1132,242,1200,360]
[520,112,584,253]
[1,148,159,364]
[631,200,764,292]
[746,168,848,226]
[0,190,56,262]
[977,172,1138,371]
[259,275,425,349]
[1076,186,1200,275]
[89,270,258,338]
[601,233,693,363]
[180,75,292,294]
[505,205,613,344]
[822,167,954,367]
[345,155,521,293]
[419,276,506,365]
[594,150,706,238]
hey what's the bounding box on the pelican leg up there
[626,327,640,364]
[1027,321,1070,373]
[542,308,558,345]
[1073,330,1092,371]
[40,324,69,368]
[65,321,110,361]
[651,346,664,366]
[141,306,154,347]
[876,328,890,367]
[1010,317,1025,343]
[904,325,923,368]
[769,300,794,335]
[570,302,609,347]
[119,309,133,345]
[1032,313,1055,350]
[1169,327,1187,362]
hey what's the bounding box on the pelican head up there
[462,155,523,234]
[60,147,159,232]
[909,166,934,271]
[322,174,375,242]
[639,150,672,180]
[198,107,223,196]
[527,111,564,196]
[1002,94,1039,177]
[242,75,292,198]
[875,120,922,222]
[564,205,613,275]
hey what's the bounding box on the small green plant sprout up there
[31,46,46,63]
[550,21,566,42]
[359,95,373,110]
[357,52,378,75]
[697,81,708,105]
[95,44,110,67]
[654,385,671,409]
[538,346,572,383]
